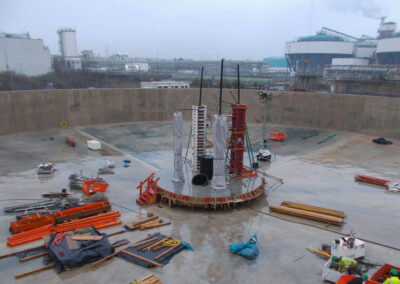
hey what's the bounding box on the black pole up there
[199,66,204,105]
[219,59,224,115]
[237,64,240,104]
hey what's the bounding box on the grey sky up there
[1,0,400,60]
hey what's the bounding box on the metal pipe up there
[237,64,240,104]
[219,59,224,115]
[263,101,267,148]
[199,66,204,105]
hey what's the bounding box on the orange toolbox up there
[81,179,109,195]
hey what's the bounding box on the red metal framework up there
[228,104,257,178]
[136,172,160,205]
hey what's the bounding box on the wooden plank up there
[113,241,130,248]
[281,201,346,218]
[107,230,126,237]
[140,222,171,230]
[154,245,180,260]
[144,237,170,251]
[269,205,343,225]
[71,235,103,241]
[91,250,121,267]
[120,250,163,268]
[136,238,161,251]
[14,263,56,279]
[19,251,48,263]
[0,245,45,259]
[129,237,159,249]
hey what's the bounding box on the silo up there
[58,29,78,57]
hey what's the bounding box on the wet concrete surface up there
[0,122,399,284]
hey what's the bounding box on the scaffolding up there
[191,105,207,171]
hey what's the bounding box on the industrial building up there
[285,19,400,74]
[0,32,51,76]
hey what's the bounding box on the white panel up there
[285,41,354,55]
[377,38,400,53]
[355,46,376,58]
[332,58,369,65]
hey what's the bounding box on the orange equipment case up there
[81,179,109,195]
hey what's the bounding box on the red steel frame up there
[228,104,257,178]
[136,172,160,205]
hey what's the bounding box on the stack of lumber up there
[125,216,171,231]
[7,211,121,247]
[269,201,346,225]
[136,273,162,284]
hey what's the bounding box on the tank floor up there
[0,122,399,284]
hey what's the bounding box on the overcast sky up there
[1,0,400,60]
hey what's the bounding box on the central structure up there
[152,60,266,209]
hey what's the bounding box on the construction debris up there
[4,199,76,213]
[65,136,76,147]
[117,233,187,268]
[42,188,71,199]
[355,174,400,192]
[372,137,393,145]
[37,163,55,174]
[302,132,319,139]
[269,201,345,225]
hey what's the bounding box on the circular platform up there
[156,165,266,209]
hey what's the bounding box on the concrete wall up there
[1,88,399,139]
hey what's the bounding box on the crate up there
[87,140,101,151]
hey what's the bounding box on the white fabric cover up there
[172,112,184,183]
[212,115,228,190]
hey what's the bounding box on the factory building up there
[0,33,52,76]
[57,28,82,70]
[286,19,400,75]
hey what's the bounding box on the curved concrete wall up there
[0,88,399,139]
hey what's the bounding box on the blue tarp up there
[229,234,259,260]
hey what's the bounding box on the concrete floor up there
[0,122,399,284]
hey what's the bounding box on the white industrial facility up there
[285,19,400,73]
[141,81,190,89]
[0,33,52,76]
[57,28,82,70]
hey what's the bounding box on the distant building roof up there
[298,32,344,42]
[263,57,287,68]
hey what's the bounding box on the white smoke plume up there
[327,0,388,19]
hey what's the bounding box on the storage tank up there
[285,30,355,73]
[376,21,400,65]
[58,29,78,57]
